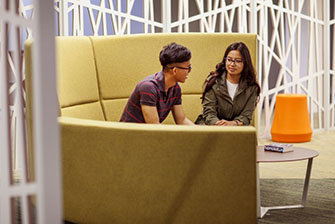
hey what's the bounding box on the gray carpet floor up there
[258,178,335,224]
[15,178,334,223]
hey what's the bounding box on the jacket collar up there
[217,71,249,99]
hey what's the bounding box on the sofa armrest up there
[59,116,257,224]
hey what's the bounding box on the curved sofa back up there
[54,33,257,123]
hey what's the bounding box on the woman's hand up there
[214,119,237,126]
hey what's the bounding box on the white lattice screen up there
[52,0,335,138]
[1,0,62,223]
[13,0,335,138]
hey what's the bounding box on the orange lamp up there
[271,94,312,143]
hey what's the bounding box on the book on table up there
[264,143,294,153]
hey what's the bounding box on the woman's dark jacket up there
[195,72,258,125]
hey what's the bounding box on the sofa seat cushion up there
[61,102,105,121]
[102,98,128,122]
[163,94,203,124]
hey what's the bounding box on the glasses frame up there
[168,65,192,73]
[225,57,244,66]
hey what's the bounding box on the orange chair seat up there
[271,94,312,143]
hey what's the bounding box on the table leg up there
[302,158,313,206]
[257,158,314,218]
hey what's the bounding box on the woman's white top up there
[226,79,239,100]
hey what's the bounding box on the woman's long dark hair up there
[202,42,261,100]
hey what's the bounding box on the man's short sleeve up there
[138,81,159,106]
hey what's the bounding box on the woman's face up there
[225,50,244,77]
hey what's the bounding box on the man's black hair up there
[159,42,191,70]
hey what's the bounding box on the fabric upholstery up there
[60,117,257,224]
[24,39,36,182]
[61,102,105,121]
[25,33,258,224]
[56,36,105,120]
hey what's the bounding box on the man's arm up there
[141,105,160,124]
[171,105,194,125]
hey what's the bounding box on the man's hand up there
[141,105,160,123]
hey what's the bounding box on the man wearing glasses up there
[120,42,194,125]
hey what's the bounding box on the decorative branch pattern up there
[4,0,335,149]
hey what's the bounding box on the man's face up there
[171,60,192,83]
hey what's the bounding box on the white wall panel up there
[0,0,62,223]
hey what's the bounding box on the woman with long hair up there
[195,42,260,126]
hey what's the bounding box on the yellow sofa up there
[25,33,258,224]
